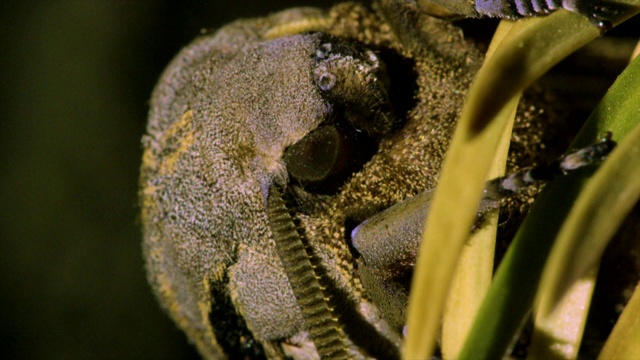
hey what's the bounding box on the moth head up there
[142,27,403,358]
[282,35,396,194]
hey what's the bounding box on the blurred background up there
[0,1,637,359]
[0,1,328,359]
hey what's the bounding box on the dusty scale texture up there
[140,1,553,358]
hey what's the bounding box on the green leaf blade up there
[534,54,640,319]
[458,15,640,360]
[405,10,604,360]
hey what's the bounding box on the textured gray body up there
[142,10,333,358]
[140,2,553,358]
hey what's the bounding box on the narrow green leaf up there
[598,284,640,360]
[403,8,638,359]
[440,24,516,359]
[458,166,591,360]
[528,269,598,360]
[537,98,640,318]
[404,21,521,360]
[441,217,498,359]
[528,54,640,359]
[457,11,640,360]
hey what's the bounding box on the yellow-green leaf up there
[456,10,640,360]
[403,9,626,359]
[440,22,516,358]
[598,284,640,360]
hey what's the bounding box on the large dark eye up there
[282,34,418,195]
[283,123,377,194]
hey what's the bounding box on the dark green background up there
[0,1,638,359]
[0,1,328,359]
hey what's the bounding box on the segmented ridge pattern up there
[476,0,565,18]
[267,185,350,359]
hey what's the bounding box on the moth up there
[140,1,613,358]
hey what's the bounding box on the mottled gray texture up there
[141,2,554,358]
[142,9,335,358]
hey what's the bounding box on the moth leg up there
[349,134,616,327]
[482,132,616,202]
[417,0,614,31]
[350,190,434,282]
[351,133,616,269]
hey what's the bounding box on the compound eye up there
[283,124,376,194]
[282,35,418,195]
[284,126,342,183]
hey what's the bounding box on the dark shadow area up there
[209,271,266,359]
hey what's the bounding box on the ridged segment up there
[476,0,568,17]
[267,185,350,359]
